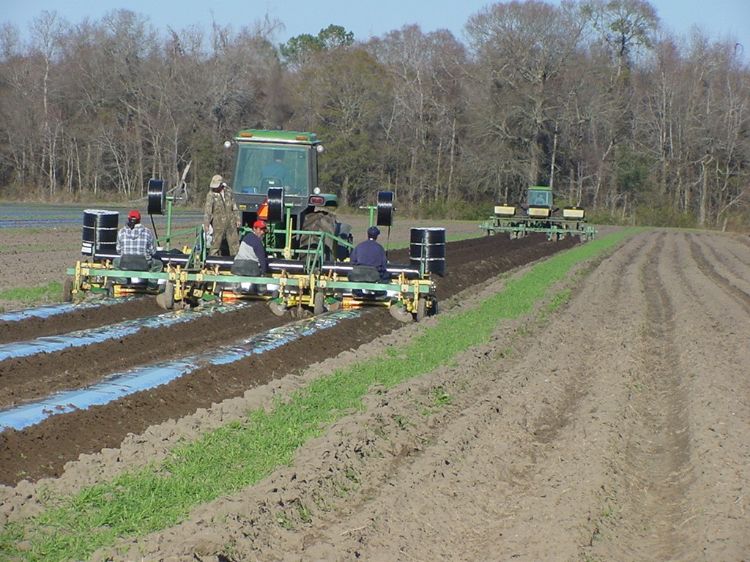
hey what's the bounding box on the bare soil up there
[1,228,749,562]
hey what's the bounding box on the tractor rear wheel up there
[62,276,74,302]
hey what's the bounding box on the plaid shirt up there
[117,223,156,257]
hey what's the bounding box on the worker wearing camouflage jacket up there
[203,174,240,255]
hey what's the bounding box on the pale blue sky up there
[4,0,750,59]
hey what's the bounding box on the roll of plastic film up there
[147,179,166,215]
[82,209,118,256]
[409,227,446,276]
[267,187,285,223]
[376,191,394,226]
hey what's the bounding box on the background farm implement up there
[481,185,596,241]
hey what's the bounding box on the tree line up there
[0,0,748,228]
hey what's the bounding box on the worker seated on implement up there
[348,226,388,283]
[231,220,268,277]
[115,210,162,273]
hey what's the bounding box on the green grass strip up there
[0,281,61,304]
[0,228,637,561]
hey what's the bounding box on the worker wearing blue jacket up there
[349,226,388,282]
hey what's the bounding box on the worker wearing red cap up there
[231,219,269,277]
[115,209,160,272]
[203,174,240,256]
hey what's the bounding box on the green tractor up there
[225,129,350,256]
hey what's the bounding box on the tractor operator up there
[348,226,388,282]
[261,150,290,189]
[115,210,161,272]
[204,174,240,256]
[231,219,269,277]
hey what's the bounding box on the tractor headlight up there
[313,187,321,194]
[223,140,232,149]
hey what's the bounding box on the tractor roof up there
[234,129,319,145]
[529,185,552,191]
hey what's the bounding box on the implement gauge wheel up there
[62,276,74,302]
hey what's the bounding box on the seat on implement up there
[347,265,382,283]
[231,259,261,277]
[119,254,149,271]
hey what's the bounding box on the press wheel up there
[269,299,287,317]
[313,291,325,315]
[155,281,175,310]
[389,303,412,323]
[62,276,74,302]
[415,298,426,322]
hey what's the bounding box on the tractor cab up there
[526,186,553,219]
[227,130,337,228]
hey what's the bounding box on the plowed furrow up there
[594,234,695,561]
[692,233,750,294]
[688,234,750,313]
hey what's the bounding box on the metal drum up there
[81,209,119,256]
[409,227,446,276]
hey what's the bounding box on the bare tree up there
[465,0,590,195]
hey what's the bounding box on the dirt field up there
[1,227,748,561]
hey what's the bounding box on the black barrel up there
[409,227,446,276]
[81,209,119,256]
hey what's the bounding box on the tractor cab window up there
[233,144,310,197]
[528,190,552,207]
